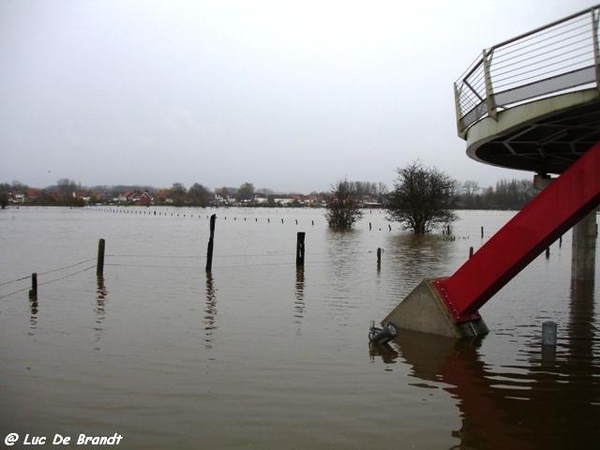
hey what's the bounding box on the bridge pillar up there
[572,212,597,281]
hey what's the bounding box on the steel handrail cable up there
[493,29,590,67]
[492,56,591,85]
[491,36,591,75]
[456,13,589,90]
[489,9,591,53]
[490,37,592,75]
[491,49,592,81]
[491,56,592,89]
[492,58,594,91]
[458,87,484,109]
[460,76,485,96]
[492,17,589,61]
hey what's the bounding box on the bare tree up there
[387,161,457,234]
[188,183,212,207]
[170,182,186,207]
[325,179,363,229]
[238,182,255,202]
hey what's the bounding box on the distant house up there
[139,191,153,206]
[118,191,134,203]
[119,190,153,206]
[11,192,26,203]
[273,197,294,206]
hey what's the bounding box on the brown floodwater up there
[0,207,598,449]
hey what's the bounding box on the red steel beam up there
[435,141,600,322]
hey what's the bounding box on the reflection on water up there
[568,278,596,362]
[384,233,454,297]
[387,330,599,449]
[94,276,108,349]
[2,208,599,449]
[369,341,399,367]
[381,273,600,450]
[204,272,217,349]
[326,229,363,274]
[323,229,364,324]
[28,296,38,335]
[294,268,305,332]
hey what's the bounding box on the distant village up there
[1,177,539,211]
[0,182,386,209]
[112,189,338,208]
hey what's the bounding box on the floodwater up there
[1,206,599,449]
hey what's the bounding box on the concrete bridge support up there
[572,212,597,281]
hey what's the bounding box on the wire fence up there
[0,259,97,300]
[0,244,431,301]
[1,208,474,302]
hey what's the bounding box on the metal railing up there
[454,5,600,137]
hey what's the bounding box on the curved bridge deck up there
[455,5,600,174]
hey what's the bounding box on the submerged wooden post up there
[96,238,105,277]
[206,214,216,272]
[481,226,484,239]
[542,321,557,346]
[29,272,38,299]
[296,232,306,267]
[469,246,474,259]
[377,248,382,270]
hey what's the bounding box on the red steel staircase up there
[383,141,600,337]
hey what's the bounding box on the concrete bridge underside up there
[467,90,600,175]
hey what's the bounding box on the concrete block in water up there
[382,279,488,338]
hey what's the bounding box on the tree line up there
[1,174,537,212]
[456,179,537,210]
[325,162,539,233]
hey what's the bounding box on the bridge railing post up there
[453,82,462,133]
[482,49,497,121]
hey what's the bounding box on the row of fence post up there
[34,219,566,281]
[31,217,502,298]
[26,221,568,300]
[468,233,565,260]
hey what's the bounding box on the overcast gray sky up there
[1,0,596,193]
